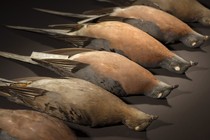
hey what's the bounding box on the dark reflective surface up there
[0,0,210,139]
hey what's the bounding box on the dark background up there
[0,0,210,140]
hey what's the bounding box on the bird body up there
[35,5,208,47]
[0,109,76,140]
[6,21,198,74]
[0,77,158,131]
[0,48,178,98]
[97,0,210,26]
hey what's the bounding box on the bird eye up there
[157,92,163,98]
[174,66,181,71]
[191,42,197,47]
[135,126,141,131]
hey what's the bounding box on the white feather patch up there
[30,52,69,60]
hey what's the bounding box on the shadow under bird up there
[96,0,210,26]
[6,21,198,74]
[0,48,178,98]
[0,109,76,140]
[35,5,209,48]
[0,77,158,131]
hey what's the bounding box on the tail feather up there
[48,23,85,30]
[0,86,45,99]
[0,78,17,87]
[34,8,110,24]
[6,25,83,43]
[0,78,46,105]
[78,14,109,24]
[0,78,17,84]
[6,25,71,36]
[34,8,96,18]
[96,0,161,8]
[0,51,37,65]
[6,25,99,47]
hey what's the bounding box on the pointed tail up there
[77,14,109,24]
[34,8,96,19]
[0,78,16,98]
[0,78,17,87]
[6,25,71,36]
[0,77,46,105]
[34,8,109,24]
[0,51,38,65]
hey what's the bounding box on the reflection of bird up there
[0,48,178,98]
[35,6,208,48]
[96,0,210,26]
[0,77,158,131]
[6,22,198,74]
[0,109,76,140]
